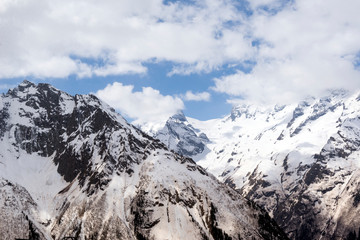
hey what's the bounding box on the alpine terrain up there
[154,111,210,159]
[0,80,288,240]
[155,90,360,239]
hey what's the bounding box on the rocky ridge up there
[0,80,287,240]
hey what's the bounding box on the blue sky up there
[2,63,236,120]
[0,0,360,127]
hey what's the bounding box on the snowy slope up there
[153,89,360,239]
[0,81,287,240]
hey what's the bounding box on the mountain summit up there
[154,111,210,159]
[0,81,287,240]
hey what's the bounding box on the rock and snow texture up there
[0,80,287,240]
[165,90,360,239]
[154,111,210,158]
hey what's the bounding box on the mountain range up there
[3,80,360,240]
[150,89,360,239]
[0,81,287,240]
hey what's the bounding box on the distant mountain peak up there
[153,111,210,158]
[19,79,35,86]
[170,110,187,122]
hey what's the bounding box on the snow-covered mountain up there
[0,80,287,240]
[154,111,210,159]
[155,90,360,239]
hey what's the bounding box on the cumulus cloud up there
[0,0,251,79]
[183,91,211,101]
[95,82,184,128]
[212,0,360,104]
[1,0,360,105]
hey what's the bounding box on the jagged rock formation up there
[154,111,210,158]
[0,80,287,240]
[156,90,360,239]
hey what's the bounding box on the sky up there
[0,0,360,128]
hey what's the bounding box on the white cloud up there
[1,0,360,105]
[92,62,147,77]
[247,0,287,11]
[95,82,184,128]
[0,0,251,79]
[183,91,211,101]
[212,0,360,104]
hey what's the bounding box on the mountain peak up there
[7,80,62,100]
[230,104,265,121]
[19,79,35,87]
[153,111,210,158]
[169,111,187,122]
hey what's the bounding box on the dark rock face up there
[0,81,287,240]
[0,105,9,138]
[3,81,172,197]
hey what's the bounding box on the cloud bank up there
[0,0,251,79]
[212,0,360,104]
[1,0,360,107]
